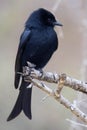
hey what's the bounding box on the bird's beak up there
[53,21,63,26]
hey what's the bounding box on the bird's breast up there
[22,28,58,68]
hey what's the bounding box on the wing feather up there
[14,29,31,89]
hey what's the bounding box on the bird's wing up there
[14,28,31,89]
[19,29,31,50]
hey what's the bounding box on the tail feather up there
[7,90,23,121]
[23,87,32,119]
[7,82,32,121]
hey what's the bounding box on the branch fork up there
[21,62,87,124]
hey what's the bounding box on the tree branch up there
[21,63,87,124]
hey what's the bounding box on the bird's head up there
[25,8,63,28]
[38,8,63,27]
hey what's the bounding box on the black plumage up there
[7,8,62,121]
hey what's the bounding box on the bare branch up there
[66,119,87,128]
[23,66,87,94]
[22,63,87,123]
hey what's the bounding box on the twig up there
[25,77,87,123]
[41,95,50,102]
[23,66,87,94]
[22,63,87,123]
[66,119,87,128]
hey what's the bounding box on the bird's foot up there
[23,62,36,76]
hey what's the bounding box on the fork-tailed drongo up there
[7,8,63,121]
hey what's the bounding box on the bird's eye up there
[47,18,51,23]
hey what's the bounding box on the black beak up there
[53,21,63,26]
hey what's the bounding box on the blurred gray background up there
[0,0,87,130]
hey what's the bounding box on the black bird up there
[7,8,62,121]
